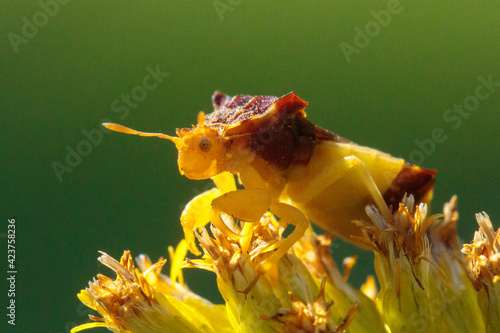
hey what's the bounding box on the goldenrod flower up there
[292,228,386,333]
[260,277,358,333]
[71,249,232,333]
[73,182,498,332]
[355,195,484,333]
[462,212,500,332]
[185,210,360,332]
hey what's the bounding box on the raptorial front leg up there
[180,172,236,255]
[209,187,272,259]
[240,201,310,294]
[259,202,310,271]
[211,188,272,222]
[210,188,310,294]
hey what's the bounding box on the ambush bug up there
[103,91,436,276]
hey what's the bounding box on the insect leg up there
[181,172,237,255]
[242,202,309,294]
[338,155,392,219]
[210,188,272,252]
[298,155,392,220]
[211,188,272,223]
[181,188,222,255]
[260,202,310,271]
[211,171,237,193]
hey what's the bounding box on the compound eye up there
[199,137,212,152]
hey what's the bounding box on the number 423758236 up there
[8,219,16,270]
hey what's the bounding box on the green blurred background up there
[1,1,499,332]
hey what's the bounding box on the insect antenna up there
[102,123,183,148]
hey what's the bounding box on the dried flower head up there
[72,179,499,333]
[462,212,500,332]
[355,195,485,333]
[71,250,232,333]
[462,212,500,289]
[184,209,360,332]
[261,277,359,333]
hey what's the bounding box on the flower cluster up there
[72,176,499,333]
[462,212,500,332]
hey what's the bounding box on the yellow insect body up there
[103,91,436,276]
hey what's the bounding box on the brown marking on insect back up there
[314,125,351,144]
[383,165,437,208]
[207,92,278,126]
[271,92,309,116]
[206,91,353,170]
[250,121,297,170]
[212,91,231,110]
[245,94,317,170]
[246,115,318,170]
[293,120,317,164]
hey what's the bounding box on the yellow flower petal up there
[70,322,107,333]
